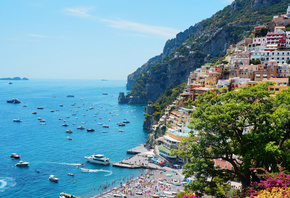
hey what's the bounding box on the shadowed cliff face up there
[252,0,281,7]
[125,0,287,104]
[126,22,204,90]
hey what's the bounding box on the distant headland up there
[0,77,29,80]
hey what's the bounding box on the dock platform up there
[126,144,148,154]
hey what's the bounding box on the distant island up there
[0,77,29,80]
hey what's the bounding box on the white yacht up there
[16,161,29,167]
[84,154,110,165]
[49,175,59,182]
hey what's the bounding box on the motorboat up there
[81,168,89,172]
[67,173,74,176]
[117,122,125,126]
[16,161,29,167]
[87,128,95,132]
[84,154,110,165]
[40,119,46,122]
[67,136,72,140]
[66,129,73,133]
[38,117,42,120]
[60,192,80,198]
[10,153,20,158]
[13,119,22,122]
[37,107,44,109]
[77,126,85,130]
[63,124,69,127]
[7,98,21,104]
[32,112,37,114]
[123,120,130,123]
[102,125,109,128]
[49,175,59,182]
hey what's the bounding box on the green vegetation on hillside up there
[174,82,290,197]
[129,0,289,103]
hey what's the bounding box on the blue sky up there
[0,0,233,80]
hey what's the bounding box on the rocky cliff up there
[123,0,288,104]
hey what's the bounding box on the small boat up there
[117,122,125,126]
[60,104,64,107]
[66,129,73,133]
[40,123,46,125]
[84,154,110,165]
[67,136,72,140]
[7,98,21,104]
[23,105,27,107]
[37,107,44,109]
[72,123,76,125]
[8,82,12,84]
[38,117,42,120]
[98,123,102,125]
[102,125,109,128]
[102,92,108,95]
[102,131,108,133]
[59,118,63,120]
[13,119,22,122]
[32,112,37,114]
[10,153,20,158]
[119,129,125,132]
[68,173,74,176]
[77,126,85,130]
[63,124,69,127]
[16,161,29,167]
[66,95,74,97]
[50,110,54,112]
[87,128,95,132]
[123,120,130,123]
[81,168,89,172]
[40,119,46,122]
[60,192,80,198]
[49,175,59,182]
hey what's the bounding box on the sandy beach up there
[94,168,185,198]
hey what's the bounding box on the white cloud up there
[28,34,47,38]
[64,7,180,39]
[64,7,95,19]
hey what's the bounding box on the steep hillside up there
[124,0,289,104]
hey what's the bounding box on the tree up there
[175,82,290,197]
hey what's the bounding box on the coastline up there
[91,145,185,198]
[93,168,184,198]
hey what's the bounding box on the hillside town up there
[146,5,290,174]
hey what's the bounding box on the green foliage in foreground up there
[174,82,290,197]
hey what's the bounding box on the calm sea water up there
[0,79,148,198]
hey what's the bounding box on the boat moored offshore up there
[84,154,110,165]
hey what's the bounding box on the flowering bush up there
[174,191,199,198]
[234,165,290,198]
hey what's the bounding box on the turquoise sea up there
[0,79,148,198]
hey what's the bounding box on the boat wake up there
[0,177,16,193]
[80,168,112,176]
[46,162,83,166]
